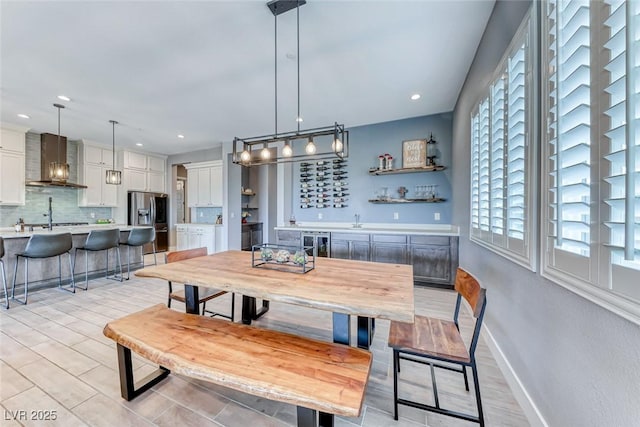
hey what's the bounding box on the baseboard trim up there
[481,325,548,427]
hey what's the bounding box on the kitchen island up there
[275,223,459,288]
[0,224,139,294]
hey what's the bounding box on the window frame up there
[540,0,640,325]
[469,13,537,272]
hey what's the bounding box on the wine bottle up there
[333,197,348,203]
[300,204,311,209]
[316,166,330,171]
[333,203,348,208]
[333,192,349,197]
[315,203,328,208]
[333,170,348,175]
[300,178,313,182]
[316,182,329,187]
[300,173,312,177]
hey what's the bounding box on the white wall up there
[452,1,640,426]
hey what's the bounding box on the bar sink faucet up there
[43,196,53,230]
[353,213,362,228]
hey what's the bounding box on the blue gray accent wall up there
[0,132,111,227]
[452,1,640,426]
[291,113,453,224]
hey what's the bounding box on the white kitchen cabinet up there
[0,127,26,206]
[0,128,26,153]
[0,151,26,205]
[147,171,165,193]
[84,145,113,166]
[188,226,215,254]
[176,225,189,250]
[185,161,223,207]
[78,141,119,207]
[123,151,148,170]
[122,150,167,193]
[177,224,218,253]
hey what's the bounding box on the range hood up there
[26,133,88,189]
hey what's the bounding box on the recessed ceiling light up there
[411,94,421,100]
[136,143,143,147]
[17,113,30,119]
[177,134,185,139]
[57,95,71,102]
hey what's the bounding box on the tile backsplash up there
[191,207,222,224]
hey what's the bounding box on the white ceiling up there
[0,0,494,156]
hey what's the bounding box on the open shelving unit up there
[368,197,446,204]
[368,165,446,175]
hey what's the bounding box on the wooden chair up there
[165,247,234,320]
[388,267,487,426]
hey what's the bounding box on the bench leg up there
[297,407,334,427]
[117,344,170,401]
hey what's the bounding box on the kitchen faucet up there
[43,196,53,230]
[354,213,361,228]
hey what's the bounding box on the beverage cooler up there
[302,231,330,258]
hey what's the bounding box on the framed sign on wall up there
[402,139,427,168]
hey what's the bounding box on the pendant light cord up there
[297,2,300,134]
[57,105,61,163]
[274,10,278,138]
[112,121,116,169]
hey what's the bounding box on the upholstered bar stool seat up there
[0,237,8,309]
[119,227,157,280]
[74,228,123,290]
[12,232,75,305]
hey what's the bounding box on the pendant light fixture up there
[232,0,348,166]
[106,120,122,185]
[49,103,70,182]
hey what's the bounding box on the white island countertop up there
[274,222,459,236]
[0,224,135,239]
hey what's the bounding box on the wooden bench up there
[103,304,372,427]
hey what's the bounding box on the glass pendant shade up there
[260,143,271,160]
[49,161,69,182]
[240,148,251,162]
[282,141,293,157]
[305,137,316,154]
[332,137,343,154]
[106,169,122,185]
[106,119,122,185]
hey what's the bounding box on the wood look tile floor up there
[0,256,529,427]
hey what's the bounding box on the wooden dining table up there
[135,250,415,349]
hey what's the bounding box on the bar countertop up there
[0,224,134,239]
[274,222,459,236]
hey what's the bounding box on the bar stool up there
[0,237,9,309]
[73,229,123,290]
[12,233,75,304]
[120,227,156,280]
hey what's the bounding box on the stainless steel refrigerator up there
[127,191,169,253]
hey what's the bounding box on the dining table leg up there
[357,316,373,349]
[183,285,200,315]
[241,295,255,324]
[332,313,351,346]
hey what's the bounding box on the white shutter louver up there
[547,0,592,261]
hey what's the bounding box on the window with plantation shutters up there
[542,0,640,321]
[469,16,534,270]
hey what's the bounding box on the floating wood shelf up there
[368,165,446,175]
[368,198,446,204]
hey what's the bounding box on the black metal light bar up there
[232,123,349,166]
